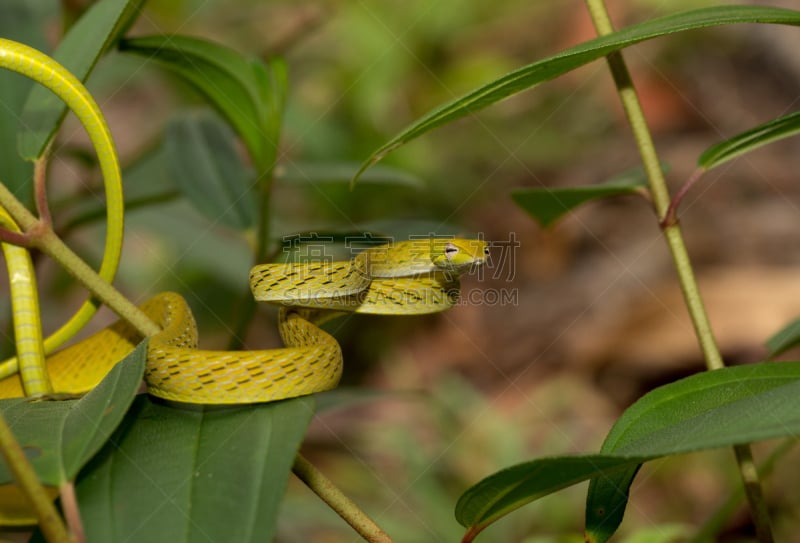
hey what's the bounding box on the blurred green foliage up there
[3,0,800,541]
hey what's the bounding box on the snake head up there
[431,238,489,274]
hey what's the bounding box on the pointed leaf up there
[699,110,800,170]
[455,362,800,540]
[355,5,800,183]
[511,169,648,227]
[766,317,800,358]
[18,0,144,160]
[76,395,314,543]
[120,35,284,169]
[457,455,645,536]
[0,341,146,485]
[164,110,257,230]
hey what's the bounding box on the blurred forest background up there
[2,0,800,541]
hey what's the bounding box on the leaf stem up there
[34,154,53,228]
[0,412,73,543]
[292,453,395,543]
[584,0,771,539]
[661,167,706,228]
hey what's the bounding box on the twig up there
[0,181,160,337]
[691,440,794,542]
[34,155,53,227]
[0,412,73,543]
[583,0,772,540]
[292,453,395,543]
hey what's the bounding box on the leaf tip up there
[350,156,380,190]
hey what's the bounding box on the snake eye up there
[444,242,459,260]
[484,246,490,257]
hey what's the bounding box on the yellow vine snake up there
[0,38,488,405]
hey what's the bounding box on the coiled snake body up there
[0,238,487,404]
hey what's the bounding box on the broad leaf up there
[766,317,800,358]
[511,169,648,228]
[120,35,285,170]
[76,395,314,543]
[458,455,645,541]
[18,0,144,160]
[164,110,256,230]
[585,362,800,542]
[354,5,800,183]
[698,110,800,171]
[0,342,146,485]
[455,362,800,541]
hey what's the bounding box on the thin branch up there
[34,155,53,228]
[292,453,395,543]
[583,0,772,540]
[692,440,795,542]
[0,181,160,337]
[0,412,73,543]
[0,227,35,246]
[732,445,774,543]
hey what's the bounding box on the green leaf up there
[0,342,146,485]
[586,362,800,543]
[454,362,800,540]
[76,395,314,543]
[120,35,285,170]
[354,5,800,183]
[276,162,424,188]
[252,56,288,158]
[18,0,144,160]
[699,110,800,170]
[766,317,800,358]
[164,110,257,230]
[457,455,646,538]
[510,170,648,228]
[0,0,52,199]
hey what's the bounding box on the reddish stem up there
[660,167,706,228]
[34,156,53,228]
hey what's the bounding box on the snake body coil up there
[0,239,487,404]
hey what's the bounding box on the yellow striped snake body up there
[0,238,487,404]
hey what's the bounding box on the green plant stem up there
[0,412,73,543]
[691,440,795,543]
[292,453,395,543]
[37,228,159,336]
[0,181,160,337]
[732,444,774,542]
[584,1,772,540]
